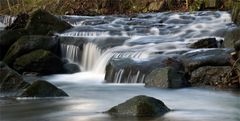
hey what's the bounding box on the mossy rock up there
[25,9,72,35]
[21,80,68,97]
[107,95,170,117]
[0,29,28,60]
[0,61,30,93]
[13,49,63,75]
[3,35,58,65]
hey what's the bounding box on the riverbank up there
[0,0,233,15]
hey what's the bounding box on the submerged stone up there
[106,95,170,117]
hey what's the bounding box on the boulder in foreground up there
[21,80,68,97]
[106,95,170,117]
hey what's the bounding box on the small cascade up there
[93,49,151,74]
[81,43,103,71]
[0,16,16,26]
[113,70,146,83]
[57,11,233,84]
[60,31,110,37]
[61,44,82,65]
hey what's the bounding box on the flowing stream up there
[0,11,240,121]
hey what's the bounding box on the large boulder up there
[224,28,240,48]
[145,67,188,88]
[25,9,72,35]
[13,49,64,75]
[0,62,30,92]
[21,80,68,97]
[106,95,170,117]
[3,35,59,65]
[180,49,233,73]
[190,66,239,88]
[0,29,28,60]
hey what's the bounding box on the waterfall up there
[61,44,82,65]
[81,43,102,71]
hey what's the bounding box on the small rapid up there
[59,11,234,83]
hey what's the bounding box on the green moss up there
[15,49,49,66]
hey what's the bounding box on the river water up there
[0,11,240,121]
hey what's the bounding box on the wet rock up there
[3,35,59,65]
[180,49,233,73]
[0,61,30,92]
[224,28,240,48]
[13,49,64,75]
[190,38,218,49]
[106,95,170,117]
[0,29,28,60]
[26,9,72,35]
[21,80,68,97]
[63,63,80,74]
[145,67,188,88]
[190,66,238,88]
[5,13,29,30]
